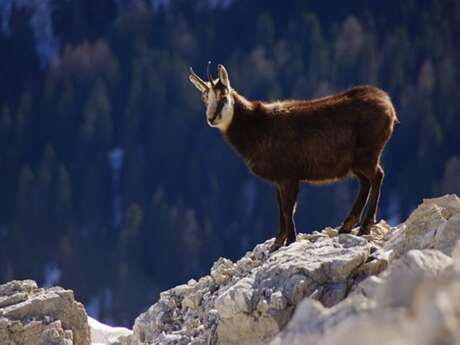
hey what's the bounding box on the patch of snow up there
[0,1,12,34]
[30,0,59,66]
[89,316,132,345]
[0,0,59,66]
[109,147,124,173]
[43,262,61,288]
[109,147,124,226]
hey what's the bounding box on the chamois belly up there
[241,122,358,183]
[246,149,354,184]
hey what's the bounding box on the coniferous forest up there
[1,0,460,325]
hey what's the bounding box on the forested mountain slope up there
[0,0,459,325]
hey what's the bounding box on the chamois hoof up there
[357,224,374,236]
[285,236,297,246]
[269,241,283,253]
[338,224,353,234]
[269,236,286,252]
[338,216,359,234]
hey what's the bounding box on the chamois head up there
[189,62,234,131]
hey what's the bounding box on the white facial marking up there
[205,88,234,132]
[215,96,234,132]
[206,89,218,120]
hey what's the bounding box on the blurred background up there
[0,0,459,326]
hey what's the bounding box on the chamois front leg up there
[270,187,287,252]
[280,181,299,246]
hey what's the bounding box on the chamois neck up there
[222,91,263,156]
[232,91,256,115]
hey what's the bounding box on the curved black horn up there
[207,61,215,87]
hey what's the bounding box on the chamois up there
[189,63,398,252]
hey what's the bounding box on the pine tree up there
[0,104,12,152]
[119,203,144,262]
[52,164,76,242]
[9,164,38,278]
[441,156,460,195]
[181,209,201,276]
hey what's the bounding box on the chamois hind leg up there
[338,172,371,234]
[279,181,299,246]
[358,165,384,236]
[270,187,287,252]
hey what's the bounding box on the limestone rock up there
[323,250,460,345]
[383,194,460,260]
[131,232,373,345]
[434,212,460,256]
[270,294,374,345]
[271,246,460,345]
[129,194,460,345]
[376,249,453,308]
[0,280,90,345]
[423,194,460,217]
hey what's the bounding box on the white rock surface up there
[214,235,371,345]
[271,194,460,345]
[4,195,460,345]
[129,194,460,345]
[130,224,386,344]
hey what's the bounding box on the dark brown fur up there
[222,85,398,251]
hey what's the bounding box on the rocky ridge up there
[130,194,460,345]
[0,280,91,345]
[1,194,460,345]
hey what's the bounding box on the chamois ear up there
[189,67,208,93]
[218,64,231,89]
[189,75,207,93]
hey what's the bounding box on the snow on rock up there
[129,194,460,345]
[89,316,132,345]
[0,279,132,345]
